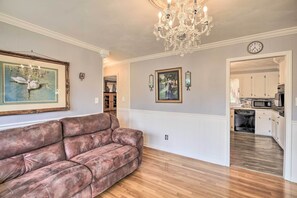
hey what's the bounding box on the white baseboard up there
[128,109,228,166]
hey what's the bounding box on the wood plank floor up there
[231,132,283,176]
[98,147,297,198]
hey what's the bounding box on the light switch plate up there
[95,97,99,104]
[295,98,297,106]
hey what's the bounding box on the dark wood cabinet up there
[104,93,116,112]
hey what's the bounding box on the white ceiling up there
[231,57,284,73]
[0,0,296,62]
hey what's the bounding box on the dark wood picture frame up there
[155,67,182,103]
[0,50,70,116]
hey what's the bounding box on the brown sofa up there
[0,113,143,198]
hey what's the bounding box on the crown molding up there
[105,26,297,66]
[0,12,109,58]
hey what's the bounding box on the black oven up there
[234,109,255,133]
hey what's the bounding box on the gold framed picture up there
[0,50,70,116]
[155,67,182,103]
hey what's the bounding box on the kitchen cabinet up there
[232,72,278,98]
[255,110,272,136]
[238,75,252,98]
[278,116,285,149]
[271,111,285,149]
[104,93,117,112]
[252,73,266,98]
[266,72,278,98]
[230,109,234,131]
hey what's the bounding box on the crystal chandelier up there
[152,0,213,56]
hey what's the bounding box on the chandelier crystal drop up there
[153,0,214,56]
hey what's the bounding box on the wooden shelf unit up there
[104,92,117,112]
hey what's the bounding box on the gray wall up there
[131,34,297,119]
[0,22,103,126]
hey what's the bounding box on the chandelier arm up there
[158,30,166,39]
[152,0,213,56]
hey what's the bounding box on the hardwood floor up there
[231,132,284,176]
[98,147,297,198]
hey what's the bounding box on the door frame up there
[225,51,293,181]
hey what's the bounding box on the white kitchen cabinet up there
[230,109,234,131]
[278,116,286,149]
[239,75,252,98]
[271,114,276,138]
[252,73,266,98]
[232,72,278,99]
[255,110,272,136]
[266,72,278,98]
[271,111,285,149]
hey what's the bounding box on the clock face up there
[247,41,263,54]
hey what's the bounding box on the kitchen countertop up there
[230,107,283,116]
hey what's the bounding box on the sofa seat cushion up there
[71,143,139,181]
[0,161,92,198]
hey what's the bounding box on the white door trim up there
[225,51,293,181]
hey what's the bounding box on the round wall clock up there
[247,41,263,54]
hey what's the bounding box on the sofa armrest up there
[112,128,143,147]
[112,128,143,165]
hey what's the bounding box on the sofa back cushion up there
[63,129,113,159]
[61,113,111,137]
[0,121,65,183]
[61,113,115,159]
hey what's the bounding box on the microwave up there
[252,100,272,108]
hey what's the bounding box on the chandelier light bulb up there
[167,0,171,8]
[169,20,173,27]
[158,12,162,19]
[203,5,208,13]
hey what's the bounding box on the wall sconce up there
[148,74,154,91]
[79,72,85,81]
[185,71,191,91]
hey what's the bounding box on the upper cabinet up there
[266,72,278,98]
[252,73,266,98]
[231,72,278,98]
[238,75,252,98]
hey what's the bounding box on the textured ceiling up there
[0,0,297,62]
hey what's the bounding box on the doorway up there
[226,51,292,180]
[103,76,117,116]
